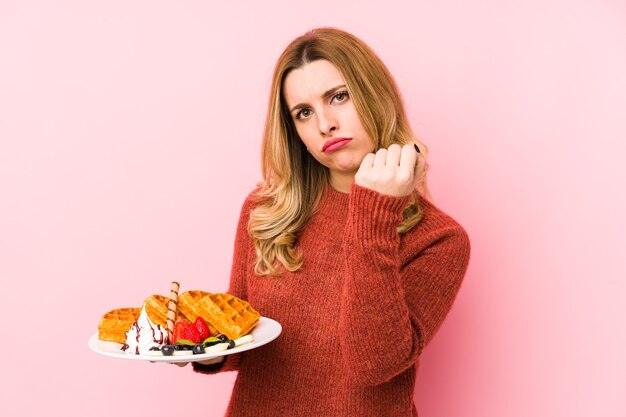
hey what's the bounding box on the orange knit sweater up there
[193,181,470,416]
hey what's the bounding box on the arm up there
[192,190,257,374]
[338,182,470,386]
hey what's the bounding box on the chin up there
[337,152,366,167]
[330,161,360,174]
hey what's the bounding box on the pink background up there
[1,1,625,416]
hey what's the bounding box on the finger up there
[386,144,402,167]
[150,360,188,367]
[359,152,375,170]
[374,148,387,167]
[399,144,419,175]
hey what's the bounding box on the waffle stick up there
[166,281,180,344]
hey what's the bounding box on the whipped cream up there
[122,306,167,355]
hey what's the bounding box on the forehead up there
[283,59,346,106]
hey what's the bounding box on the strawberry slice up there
[172,318,188,344]
[180,322,202,344]
[194,317,211,341]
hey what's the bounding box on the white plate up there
[88,317,282,363]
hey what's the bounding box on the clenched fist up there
[355,143,424,197]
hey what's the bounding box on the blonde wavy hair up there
[249,27,431,276]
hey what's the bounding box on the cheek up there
[294,124,314,150]
[347,113,372,145]
[344,105,366,133]
[352,114,367,134]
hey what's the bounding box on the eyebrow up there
[289,84,347,113]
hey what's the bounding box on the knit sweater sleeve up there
[192,190,256,375]
[338,181,470,387]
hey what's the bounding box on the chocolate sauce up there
[120,321,141,353]
[120,318,166,354]
[133,322,140,343]
[120,321,140,352]
[151,324,165,344]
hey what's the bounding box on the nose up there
[317,107,338,136]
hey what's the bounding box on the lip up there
[322,137,352,153]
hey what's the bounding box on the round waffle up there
[143,294,170,328]
[178,290,217,334]
[178,291,260,340]
[98,307,140,344]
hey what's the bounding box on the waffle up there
[178,291,260,340]
[98,307,140,344]
[143,294,170,328]
[178,290,218,335]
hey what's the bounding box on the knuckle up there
[396,171,411,183]
[356,170,371,182]
[380,171,394,183]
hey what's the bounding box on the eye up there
[332,91,349,103]
[295,108,312,120]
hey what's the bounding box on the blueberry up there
[182,344,193,351]
[217,334,228,342]
[192,344,205,354]
[173,344,185,351]
[161,345,174,356]
[227,340,235,349]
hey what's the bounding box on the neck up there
[329,172,354,194]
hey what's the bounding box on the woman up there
[192,27,470,417]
